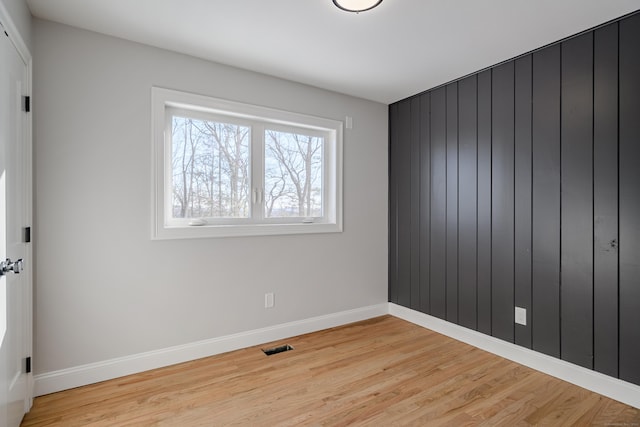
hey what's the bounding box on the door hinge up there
[23,96,31,113]
[23,226,31,243]
[25,356,31,374]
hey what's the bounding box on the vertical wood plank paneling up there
[388,103,399,304]
[446,83,459,323]
[619,13,640,385]
[593,22,619,378]
[430,87,447,319]
[388,11,640,388]
[477,69,493,335]
[419,93,431,314]
[514,54,533,348]
[561,32,594,369]
[532,45,561,358]
[458,75,478,330]
[491,62,515,343]
[396,99,412,307]
[410,97,421,310]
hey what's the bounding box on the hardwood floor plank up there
[22,316,639,426]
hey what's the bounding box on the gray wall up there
[33,19,388,374]
[389,11,640,386]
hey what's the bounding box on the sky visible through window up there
[171,116,323,220]
[171,116,250,218]
[265,129,323,218]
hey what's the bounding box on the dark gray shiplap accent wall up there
[388,11,640,386]
[619,14,640,385]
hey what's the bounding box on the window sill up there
[151,222,343,240]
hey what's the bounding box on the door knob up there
[0,258,23,276]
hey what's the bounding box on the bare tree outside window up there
[153,88,342,239]
[171,116,250,218]
[264,130,323,218]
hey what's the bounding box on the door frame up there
[0,1,33,412]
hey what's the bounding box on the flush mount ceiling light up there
[333,0,383,13]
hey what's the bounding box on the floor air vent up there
[262,344,294,356]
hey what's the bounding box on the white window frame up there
[151,87,343,239]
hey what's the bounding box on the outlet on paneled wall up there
[515,307,527,326]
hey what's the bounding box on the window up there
[152,87,343,239]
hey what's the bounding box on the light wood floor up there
[22,316,640,426]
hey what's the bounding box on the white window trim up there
[151,87,343,239]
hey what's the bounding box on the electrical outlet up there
[265,293,275,309]
[515,307,527,326]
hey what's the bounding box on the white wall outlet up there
[265,292,275,309]
[515,306,527,326]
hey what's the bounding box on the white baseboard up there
[34,303,388,396]
[389,303,640,409]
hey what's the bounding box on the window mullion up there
[251,123,265,222]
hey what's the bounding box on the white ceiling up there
[26,0,640,104]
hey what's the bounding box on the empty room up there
[1,0,640,425]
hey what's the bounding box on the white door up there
[0,20,31,427]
